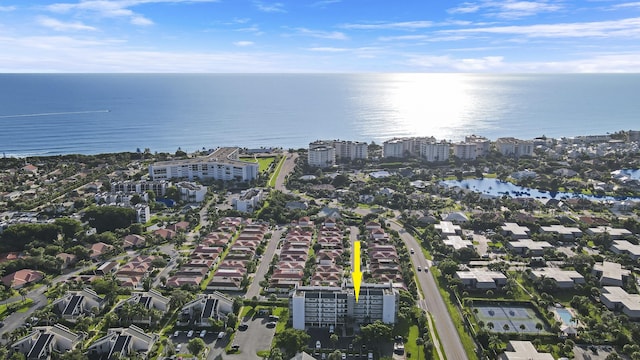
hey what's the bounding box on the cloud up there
[341,21,434,30]
[37,16,98,31]
[234,41,254,47]
[46,0,218,26]
[407,54,506,71]
[448,1,563,19]
[254,1,286,13]
[446,17,640,38]
[294,27,348,40]
[0,5,16,11]
[311,0,341,7]
[611,2,640,9]
[307,47,349,52]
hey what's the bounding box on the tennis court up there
[474,303,547,334]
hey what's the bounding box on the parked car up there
[238,323,248,331]
[316,341,321,349]
[199,330,207,338]
[341,353,347,360]
[417,266,422,271]
[329,325,334,334]
[217,331,225,339]
[187,330,194,338]
[230,344,240,352]
[173,330,179,337]
[266,321,277,328]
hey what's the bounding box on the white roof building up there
[592,261,631,287]
[586,226,633,240]
[530,268,585,289]
[499,341,554,360]
[539,224,582,240]
[501,223,531,239]
[611,240,640,260]
[455,269,507,289]
[601,286,640,319]
[434,221,461,237]
[507,239,553,256]
[443,236,473,251]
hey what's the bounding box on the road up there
[387,221,469,360]
[245,228,284,299]
[274,152,298,193]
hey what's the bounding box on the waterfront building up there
[453,142,477,160]
[149,147,258,181]
[111,180,169,197]
[176,181,207,203]
[495,137,534,157]
[420,141,450,162]
[308,141,336,168]
[465,135,491,156]
[331,140,369,160]
[290,282,398,330]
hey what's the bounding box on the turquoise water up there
[1,73,639,156]
[556,308,574,325]
[440,178,640,201]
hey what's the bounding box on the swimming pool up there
[556,308,574,325]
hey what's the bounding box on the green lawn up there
[240,156,277,173]
[268,156,286,188]
[405,325,425,359]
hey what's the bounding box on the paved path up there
[387,221,469,360]
[274,152,298,193]
[245,228,284,299]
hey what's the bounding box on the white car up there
[316,341,321,349]
[200,330,207,338]
[187,330,194,338]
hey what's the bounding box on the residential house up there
[539,225,582,240]
[87,325,158,360]
[122,234,146,249]
[52,288,106,322]
[456,269,507,290]
[507,239,553,256]
[12,324,83,360]
[90,242,113,260]
[530,268,585,289]
[499,341,553,360]
[586,226,633,240]
[601,286,640,320]
[434,221,462,237]
[2,269,44,289]
[611,240,640,260]
[178,293,234,327]
[501,223,531,240]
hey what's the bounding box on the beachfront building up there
[149,147,258,182]
[290,283,398,330]
[495,137,534,157]
[465,135,491,156]
[12,324,83,360]
[420,141,450,162]
[601,286,640,319]
[453,142,477,160]
[383,138,422,158]
[308,141,336,168]
[331,140,369,160]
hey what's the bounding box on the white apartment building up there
[465,135,491,156]
[453,142,477,160]
[420,141,450,162]
[496,138,534,157]
[332,140,368,160]
[308,143,336,168]
[111,181,169,197]
[176,182,207,203]
[135,204,151,223]
[232,188,263,213]
[290,283,398,330]
[383,137,431,158]
[149,147,258,182]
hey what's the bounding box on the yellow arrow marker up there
[351,240,362,302]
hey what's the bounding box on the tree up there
[330,333,339,348]
[274,328,311,358]
[59,348,89,360]
[328,350,343,360]
[187,338,206,358]
[82,206,136,233]
[360,321,393,348]
[169,289,194,310]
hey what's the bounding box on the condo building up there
[496,137,534,157]
[308,141,336,168]
[290,282,398,330]
[149,147,258,181]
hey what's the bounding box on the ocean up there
[0,73,639,157]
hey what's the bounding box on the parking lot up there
[225,314,278,359]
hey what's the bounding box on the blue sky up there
[1,0,640,72]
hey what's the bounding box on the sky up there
[1,0,640,72]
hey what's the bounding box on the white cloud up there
[37,16,98,31]
[341,21,434,30]
[307,47,349,52]
[234,41,254,47]
[254,1,286,13]
[448,0,562,19]
[446,17,640,38]
[311,0,341,7]
[0,5,16,11]
[46,0,217,26]
[407,54,505,71]
[612,2,640,9]
[294,27,348,40]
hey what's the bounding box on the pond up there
[612,169,640,180]
[440,178,640,201]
